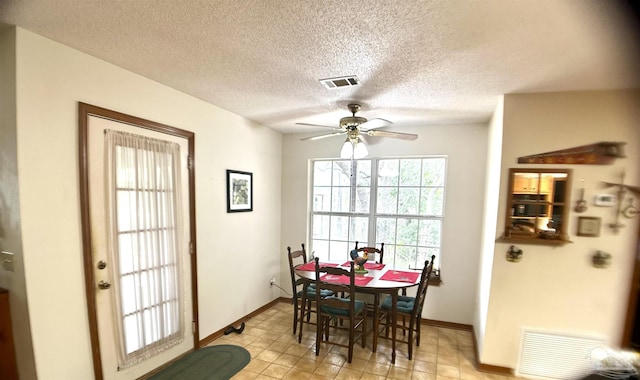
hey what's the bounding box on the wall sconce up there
[592,251,611,269]
[507,245,523,262]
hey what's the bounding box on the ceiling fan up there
[297,104,418,158]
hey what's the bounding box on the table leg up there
[372,293,379,353]
[391,290,398,364]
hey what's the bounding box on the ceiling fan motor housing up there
[340,116,367,129]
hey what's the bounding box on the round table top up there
[294,261,421,291]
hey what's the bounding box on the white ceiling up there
[1,0,638,133]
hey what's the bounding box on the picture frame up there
[577,216,601,237]
[226,170,253,213]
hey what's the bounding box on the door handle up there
[98,280,111,290]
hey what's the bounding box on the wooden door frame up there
[622,218,640,348]
[78,103,199,380]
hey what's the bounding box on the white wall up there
[281,123,489,324]
[13,27,282,379]
[481,90,640,368]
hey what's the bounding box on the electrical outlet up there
[270,277,276,286]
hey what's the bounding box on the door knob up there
[98,280,111,290]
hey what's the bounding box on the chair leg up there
[298,296,307,343]
[362,312,367,349]
[292,297,299,335]
[348,317,354,363]
[407,316,417,360]
[315,315,322,357]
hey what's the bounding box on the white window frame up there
[309,156,446,271]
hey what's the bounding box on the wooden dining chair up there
[354,241,384,264]
[287,245,332,336]
[353,241,385,325]
[313,258,367,363]
[377,255,435,360]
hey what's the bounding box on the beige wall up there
[474,96,504,355]
[480,90,640,368]
[281,122,489,324]
[11,27,282,379]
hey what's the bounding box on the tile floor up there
[208,302,525,380]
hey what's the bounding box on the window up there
[310,157,446,271]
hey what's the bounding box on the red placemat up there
[319,274,374,286]
[380,270,420,283]
[340,261,386,270]
[296,261,338,271]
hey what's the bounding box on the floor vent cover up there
[517,330,604,379]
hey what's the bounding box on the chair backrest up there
[314,257,357,314]
[411,255,436,319]
[354,241,384,264]
[287,244,308,297]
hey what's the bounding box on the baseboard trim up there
[423,318,513,375]
[199,298,282,346]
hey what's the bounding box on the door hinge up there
[189,242,193,254]
[187,156,193,170]
[192,321,196,333]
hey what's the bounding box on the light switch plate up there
[0,251,15,272]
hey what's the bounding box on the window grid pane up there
[311,157,445,269]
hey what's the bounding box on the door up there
[79,104,197,380]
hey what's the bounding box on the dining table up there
[294,259,422,364]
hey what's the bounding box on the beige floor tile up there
[314,362,343,378]
[283,368,313,379]
[437,353,460,367]
[274,353,301,367]
[243,358,271,374]
[261,363,291,379]
[388,366,412,379]
[437,363,461,378]
[460,369,485,380]
[211,302,523,380]
[412,372,436,380]
[335,367,364,380]
[256,349,282,363]
[231,369,259,379]
[413,359,437,374]
[360,373,385,380]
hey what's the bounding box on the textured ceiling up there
[1,0,639,133]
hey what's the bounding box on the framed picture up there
[577,216,601,237]
[226,170,253,212]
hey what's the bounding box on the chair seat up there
[296,288,333,299]
[320,297,365,316]
[381,295,415,314]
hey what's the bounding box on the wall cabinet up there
[0,288,18,379]
[513,175,552,193]
[501,169,572,245]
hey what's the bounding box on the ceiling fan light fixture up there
[340,138,353,158]
[353,139,368,159]
[340,137,368,159]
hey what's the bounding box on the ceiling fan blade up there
[295,122,338,129]
[300,131,347,141]
[358,118,393,131]
[366,130,418,141]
